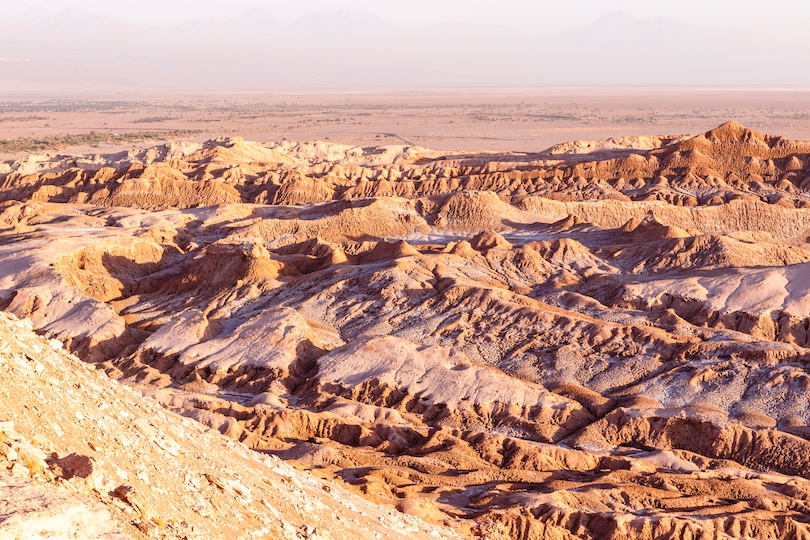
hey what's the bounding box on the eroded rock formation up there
[3,123,810,538]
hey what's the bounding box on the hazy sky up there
[1,0,808,90]
[0,0,806,33]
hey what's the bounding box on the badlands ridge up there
[4,121,810,538]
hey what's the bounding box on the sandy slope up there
[0,312,459,540]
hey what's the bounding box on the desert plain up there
[3,88,810,152]
[3,89,810,539]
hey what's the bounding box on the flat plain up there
[3,87,810,153]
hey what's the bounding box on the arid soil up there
[4,88,810,153]
[4,121,810,538]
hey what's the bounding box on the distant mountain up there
[288,10,395,36]
[0,8,806,92]
[539,11,781,86]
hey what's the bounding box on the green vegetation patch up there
[0,116,49,123]
[0,130,201,153]
[133,117,179,124]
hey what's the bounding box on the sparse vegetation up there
[0,130,201,153]
[133,116,179,124]
[0,116,48,123]
[0,100,148,113]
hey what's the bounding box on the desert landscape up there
[3,88,810,153]
[3,104,810,539]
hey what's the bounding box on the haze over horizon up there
[0,1,809,93]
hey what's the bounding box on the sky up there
[1,0,809,91]
[0,0,806,34]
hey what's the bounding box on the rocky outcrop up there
[3,123,810,223]
[0,473,130,540]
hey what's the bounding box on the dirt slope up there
[0,312,458,540]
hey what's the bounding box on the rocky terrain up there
[0,312,458,540]
[4,121,810,538]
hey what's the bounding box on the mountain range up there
[0,8,806,92]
